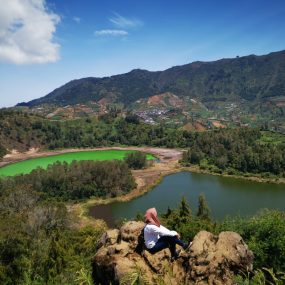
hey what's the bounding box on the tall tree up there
[197,193,211,221]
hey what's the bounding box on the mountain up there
[16,50,285,131]
[18,50,285,108]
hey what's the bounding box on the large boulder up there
[92,221,253,285]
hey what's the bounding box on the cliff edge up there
[92,221,253,285]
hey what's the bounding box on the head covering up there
[144,207,161,227]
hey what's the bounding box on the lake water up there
[89,171,285,227]
[0,150,155,177]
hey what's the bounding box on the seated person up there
[143,207,190,259]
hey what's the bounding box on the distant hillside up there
[18,50,285,109]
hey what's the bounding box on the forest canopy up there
[181,128,285,176]
[1,109,285,178]
[0,160,136,201]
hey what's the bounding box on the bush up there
[124,152,147,169]
[0,144,7,160]
[219,210,285,271]
[1,160,136,201]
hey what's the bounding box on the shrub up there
[124,152,147,169]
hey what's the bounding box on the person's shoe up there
[183,241,193,251]
[171,249,182,261]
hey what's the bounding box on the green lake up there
[0,150,155,177]
[89,171,285,227]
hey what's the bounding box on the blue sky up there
[1,0,285,107]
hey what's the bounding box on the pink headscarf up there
[144,207,161,227]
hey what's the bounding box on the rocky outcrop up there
[92,221,253,285]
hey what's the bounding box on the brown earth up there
[182,122,195,131]
[194,121,206,132]
[212,120,226,128]
[147,92,184,108]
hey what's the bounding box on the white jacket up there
[144,224,178,249]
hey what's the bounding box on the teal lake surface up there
[89,171,285,227]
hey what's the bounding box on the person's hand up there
[176,233,181,239]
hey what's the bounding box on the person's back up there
[143,207,189,259]
[144,223,179,249]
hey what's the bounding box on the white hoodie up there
[144,224,178,249]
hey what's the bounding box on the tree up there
[124,152,147,170]
[178,197,192,225]
[43,231,67,283]
[179,197,191,218]
[197,193,211,221]
[0,144,7,160]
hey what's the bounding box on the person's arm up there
[148,224,178,236]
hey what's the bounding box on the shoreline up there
[0,146,181,167]
[2,147,284,185]
[1,146,284,227]
[76,165,285,227]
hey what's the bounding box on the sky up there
[1,0,285,107]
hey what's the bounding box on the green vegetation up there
[219,209,285,271]
[19,52,285,129]
[259,131,285,146]
[235,268,285,285]
[0,143,6,159]
[197,193,211,221]
[1,160,136,201]
[0,150,154,177]
[1,169,285,284]
[160,197,285,283]
[0,158,137,283]
[1,110,285,178]
[0,109,285,283]
[124,151,147,169]
[0,194,105,285]
[15,51,285,131]
[181,128,285,176]
[0,109,191,151]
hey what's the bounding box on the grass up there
[0,150,155,177]
[259,131,285,146]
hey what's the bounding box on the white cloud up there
[0,0,60,64]
[109,12,143,29]
[95,29,128,36]
[73,17,81,23]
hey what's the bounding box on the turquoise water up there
[89,171,285,227]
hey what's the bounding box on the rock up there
[97,229,120,248]
[120,221,145,250]
[92,222,253,285]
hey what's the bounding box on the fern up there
[120,266,151,285]
[235,267,285,285]
[75,268,93,285]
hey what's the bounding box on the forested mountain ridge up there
[18,50,285,108]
